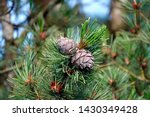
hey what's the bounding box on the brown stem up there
[114,81,135,95]
[98,62,115,69]
[139,12,150,22]
[0,64,22,74]
[115,61,150,82]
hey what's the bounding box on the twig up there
[98,62,115,69]
[141,68,146,80]
[115,62,150,82]
[0,18,25,28]
[114,81,135,94]
[0,0,15,16]
[0,64,22,74]
[139,12,150,22]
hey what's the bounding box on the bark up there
[1,0,14,61]
[109,0,126,33]
[1,0,13,40]
[0,0,14,97]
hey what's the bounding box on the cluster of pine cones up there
[57,37,94,70]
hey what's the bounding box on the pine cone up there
[71,49,94,70]
[57,37,77,55]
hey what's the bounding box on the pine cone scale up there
[57,37,77,55]
[71,49,94,70]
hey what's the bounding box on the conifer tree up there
[10,0,150,100]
